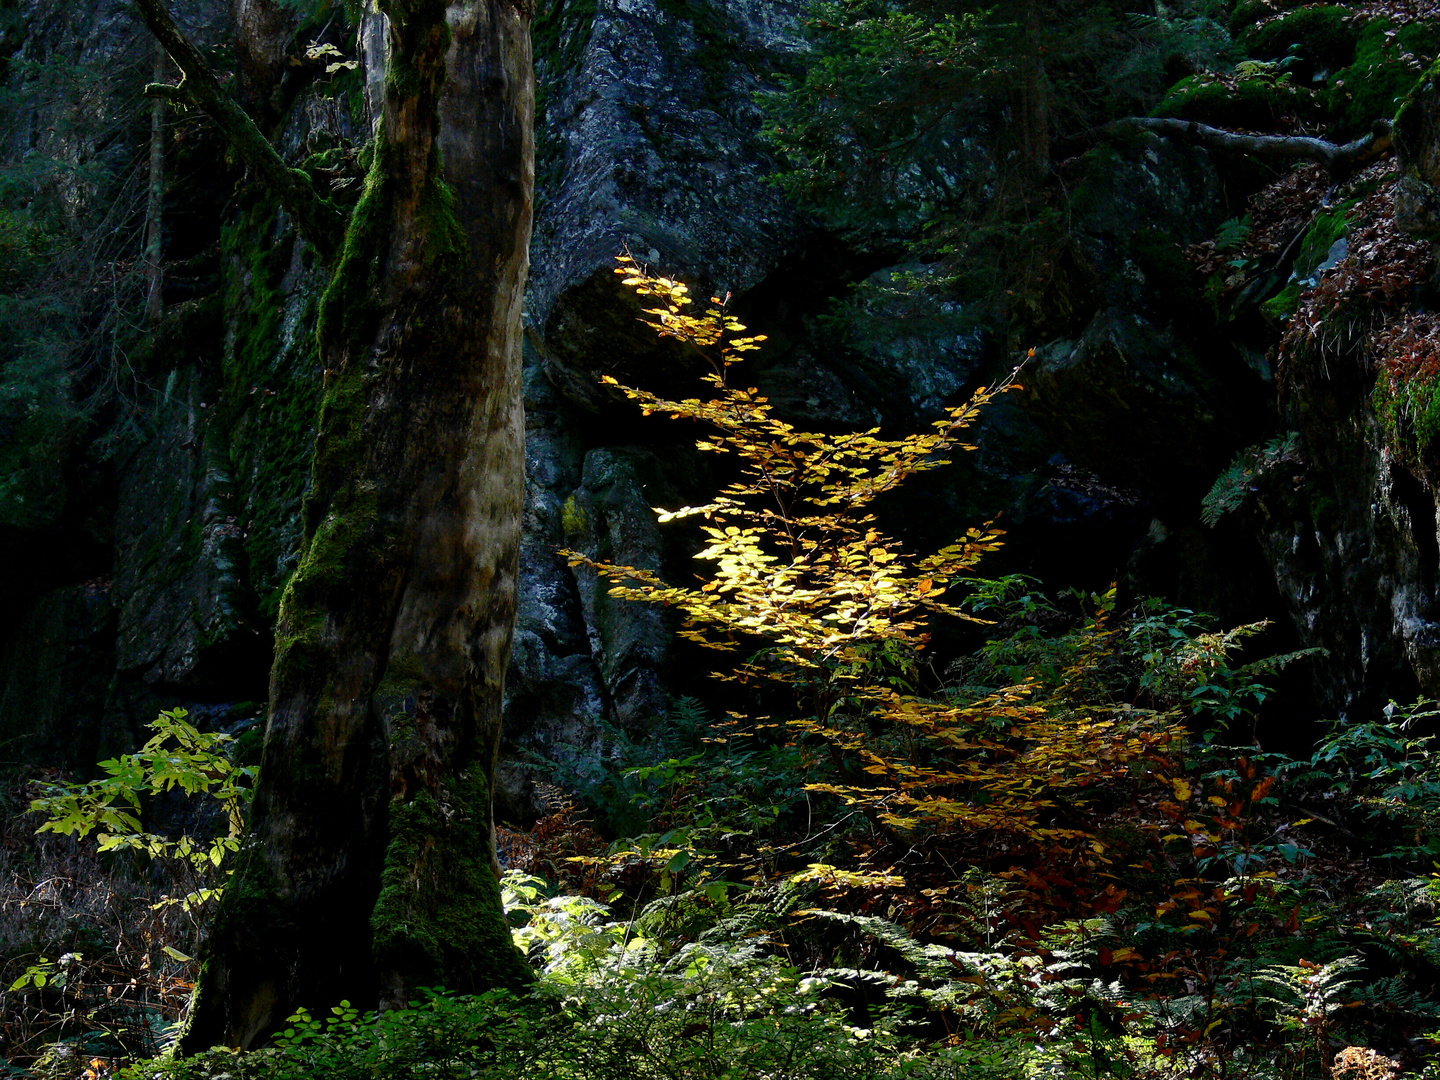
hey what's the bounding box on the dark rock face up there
[1256,399,1439,720]
[566,446,675,728]
[0,0,363,757]
[1026,310,1250,507]
[528,0,804,341]
[1019,134,1277,608]
[0,0,240,754]
[11,0,1440,800]
[112,367,262,690]
[500,344,604,816]
[1218,67,1440,722]
[0,581,115,764]
[499,0,809,815]
[841,266,990,422]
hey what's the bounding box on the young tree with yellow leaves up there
[569,258,1183,855]
[569,256,1010,723]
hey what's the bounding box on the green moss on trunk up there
[371,765,532,997]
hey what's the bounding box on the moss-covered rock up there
[220,191,327,623]
[1229,0,1309,38]
[1130,227,1204,311]
[1069,133,1228,256]
[1238,5,1359,69]
[1327,18,1440,138]
[1374,373,1440,463]
[1297,202,1357,278]
[1151,72,1321,128]
[110,366,268,692]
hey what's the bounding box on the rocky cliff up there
[3,0,1440,813]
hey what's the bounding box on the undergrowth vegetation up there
[8,262,1440,1079]
[13,0,1440,1076]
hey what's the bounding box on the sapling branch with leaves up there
[567,254,1015,727]
[27,709,255,922]
[8,707,255,1023]
[567,257,1188,856]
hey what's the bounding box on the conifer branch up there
[132,0,345,260]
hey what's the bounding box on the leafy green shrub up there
[1,711,257,1068]
[1296,700,1440,863]
[28,708,255,915]
[116,876,1041,1080]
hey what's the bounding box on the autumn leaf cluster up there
[571,254,1012,701]
[564,258,1193,868]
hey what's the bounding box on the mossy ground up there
[1261,202,1357,319]
[1151,73,1322,128]
[1238,5,1360,67]
[1186,2,1440,140]
[1328,18,1440,136]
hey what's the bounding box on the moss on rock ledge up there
[221,190,325,621]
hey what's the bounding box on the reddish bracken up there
[1278,175,1433,386]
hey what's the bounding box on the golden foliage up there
[570,256,1182,857]
[570,255,1013,701]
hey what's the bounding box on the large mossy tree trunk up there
[173,0,535,1050]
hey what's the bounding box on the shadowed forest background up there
[9,0,1440,1076]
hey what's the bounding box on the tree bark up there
[144,45,165,324]
[155,0,534,1051]
[1016,0,1049,186]
[233,0,296,132]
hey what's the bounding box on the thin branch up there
[1057,117,1395,182]
[142,83,187,103]
[132,0,345,261]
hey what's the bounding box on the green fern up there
[1201,432,1301,527]
[1245,955,1363,1029]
